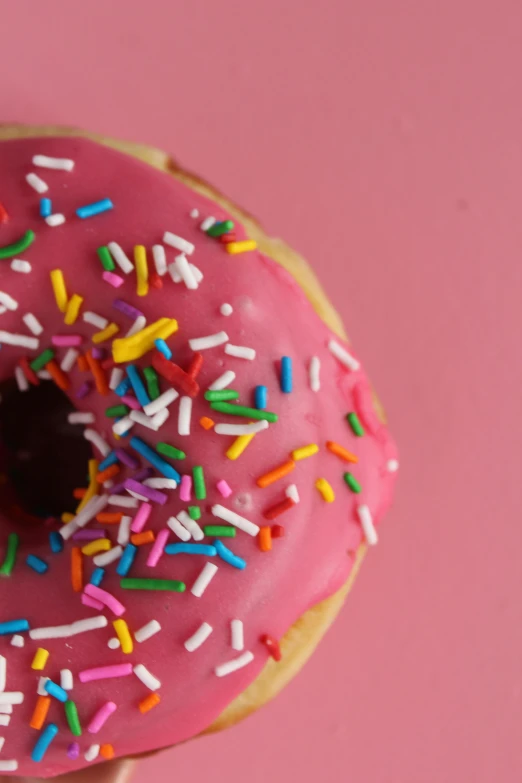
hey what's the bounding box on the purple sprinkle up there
[124,478,167,505]
[75,381,92,399]
[91,347,105,360]
[113,299,144,321]
[115,448,140,469]
[72,529,108,541]
[67,742,80,760]
[110,467,153,495]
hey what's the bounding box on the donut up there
[0,125,398,778]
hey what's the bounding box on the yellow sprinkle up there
[112,318,178,363]
[135,245,149,297]
[76,460,99,513]
[291,443,319,461]
[226,433,256,460]
[50,269,68,313]
[92,322,119,344]
[64,294,84,325]
[31,648,50,671]
[61,512,75,524]
[225,240,258,255]
[81,538,111,556]
[315,478,335,503]
[113,619,133,654]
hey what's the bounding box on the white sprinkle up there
[29,616,108,640]
[0,738,4,751]
[45,213,66,227]
[143,387,178,417]
[26,172,48,193]
[37,370,52,380]
[178,396,192,436]
[184,622,213,652]
[143,478,177,490]
[387,459,400,472]
[0,292,18,311]
[0,760,17,772]
[109,367,125,390]
[128,410,163,431]
[208,370,236,391]
[0,656,6,692]
[190,208,199,219]
[191,562,218,598]
[83,311,109,329]
[10,258,31,274]
[36,677,50,696]
[0,705,12,714]
[231,619,244,651]
[151,407,170,429]
[107,638,120,650]
[328,339,360,372]
[167,516,192,542]
[174,253,198,289]
[59,495,109,541]
[167,262,182,284]
[133,664,161,691]
[117,516,132,546]
[126,315,147,337]
[214,420,268,436]
[23,313,43,336]
[200,216,216,231]
[0,692,23,705]
[309,356,321,391]
[189,331,228,351]
[84,428,111,456]
[10,635,24,648]
[0,331,39,349]
[0,715,11,727]
[93,545,123,567]
[285,484,300,504]
[163,231,195,256]
[176,510,204,541]
[14,366,29,392]
[60,669,73,691]
[220,303,233,316]
[211,504,260,536]
[60,347,79,372]
[190,263,204,283]
[68,412,95,425]
[134,620,161,644]
[85,745,100,762]
[112,416,134,436]
[215,651,254,677]
[107,242,134,274]
[357,505,378,546]
[109,495,139,509]
[224,343,256,361]
[33,154,75,171]
[152,245,168,276]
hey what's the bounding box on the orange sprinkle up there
[77,354,89,372]
[46,359,70,391]
[29,696,51,730]
[199,416,214,430]
[99,744,115,760]
[258,526,272,552]
[326,441,359,464]
[96,464,121,484]
[256,460,295,488]
[139,693,161,714]
[96,512,123,525]
[85,350,109,396]
[71,547,83,592]
[19,356,40,386]
[130,530,155,546]
[73,488,87,500]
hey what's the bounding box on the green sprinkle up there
[143,367,160,401]
[210,402,278,422]
[343,472,362,493]
[204,389,239,402]
[156,443,186,460]
[188,506,201,520]
[193,466,206,500]
[30,348,54,372]
[64,700,82,736]
[0,229,35,260]
[97,246,116,272]
[120,578,186,592]
[346,412,365,437]
[206,220,234,237]
[0,533,19,577]
[105,404,129,418]
[203,525,236,538]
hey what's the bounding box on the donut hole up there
[0,379,92,522]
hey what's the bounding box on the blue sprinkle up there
[26,554,48,574]
[116,544,137,577]
[49,532,64,554]
[127,365,151,407]
[90,567,105,587]
[254,385,267,409]
[0,619,30,636]
[31,723,59,762]
[280,356,292,393]
[98,451,118,472]
[40,198,52,218]
[114,377,132,397]
[165,543,217,556]
[154,338,172,360]
[76,198,114,219]
[44,680,68,702]
[213,539,246,570]
[129,437,181,482]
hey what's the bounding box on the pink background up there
[2,1,521,781]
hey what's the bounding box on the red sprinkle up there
[271,525,285,538]
[262,497,295,520]
[219,232,236,244]
[187,352,203,379]
[149,272,163,289]
[0,202,8,224]
[152,350,199,398]
[85,350,110,396]
[260,634,282,661]
[19,356,40,386]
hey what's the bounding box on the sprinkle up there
[0,690,23,703]
[212,402,277,423]
[152,245,167,276]
[84,428,111,457]
[387,459,400,472]
[256,460,295,488]
[93,546,123,567]
[132,664,161,691]
[254,385,267,409]
[230,619,244,651]
[120,577,186,592]
[130,502,152,534]
[126,315,147,337]
[224,433,254,461]
[84,311,109,329]
[11,258,31,273]
[328,339,360,372]
[167,516,191,542]
[258,527,272,552]
[107,242,134,274]
[100,744,115,760]
[163,231,195,256]
[85,350,110,395]
[33,154,74,171]
[134,245,149,296]
[69,546,83,591]
[117,516,132,546]
[79,663,132,684]
[45,679,68,702]
[326,441,358,463]
[67,743,80,760]
[32,648,50,671]
[204,389,239,402]
[178,396,192,436]
[131,530,155,546]
[105,404,130,419]
[216,479,232,498]
[84,584,126,616]
[143,387,178,417]
[344,472,362,493]
[225,240,257,254]
[214,539,246,569]
[291,443,319,461]
[29,616,108,640]
[139,693,161,713]
[65,700,82,736]
[280,356,293,392]
[357,505,378,545]
[0,761,18,772]
[46,213,66,227]
[220,303,233,316]
[346,412,365,437]
[199,416,215,429]
[14,366,29,392]
[145,528,169,567]
[60,669,73,691]
[190,465,206,500]
[112,317,178,363]
[114,544,137,576]
[207,219,234,237]
[46,359,70,391]
[90,568,105,586]
[211,504,259,536]
[112,416,134,436]
[154,338,172,359]
[156,442,186,460]
[50,269,68,312]
[125,479,167,505]
[189,331,229,351]
[10,635,24,647]
[0,330,38,349]
[26,554,48,574]
[93,322,120,347]
[84,744,100,762]
[23,312,44,335]
[224,343,256,361]
[0,202,8,223]
[215,650,254,676]
[191,562,218,597]
[61,348,80,372]
[26,172,49,193]
[97,246,116,272]
[315,478,335,502]
[152,352,199,397]
[165,543,217,556]
[31,723,58,762]
[184,622,213,652]
[81,538,111,557]
[172,253,198,289]
[127,364,151,406]
[200,216,216,231]
[134,620,162,644]
[263,497,296,520]
[208,369,236,391]
[87,701,117,734]
[0,291,17,311]
[64,294,84,325]
[30,695,52,729]
[260,634,282,661]
[76,198,113,219]
[143,366,160,400]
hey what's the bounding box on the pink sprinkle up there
[216,479,232,498]
[87,701,117,734]
[146,528,169,567]
[179,475,192,502]
[51,335,83,346]
[102,271,125,288]
[82,593,105,611]
[79,664,133,683]
[121,394,141,410]
[131,502,152,533]
[84,584,126,617]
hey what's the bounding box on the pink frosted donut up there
[0,127,397,777]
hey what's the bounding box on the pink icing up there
[0,137,397,777]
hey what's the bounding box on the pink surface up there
[1,1,521,781]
